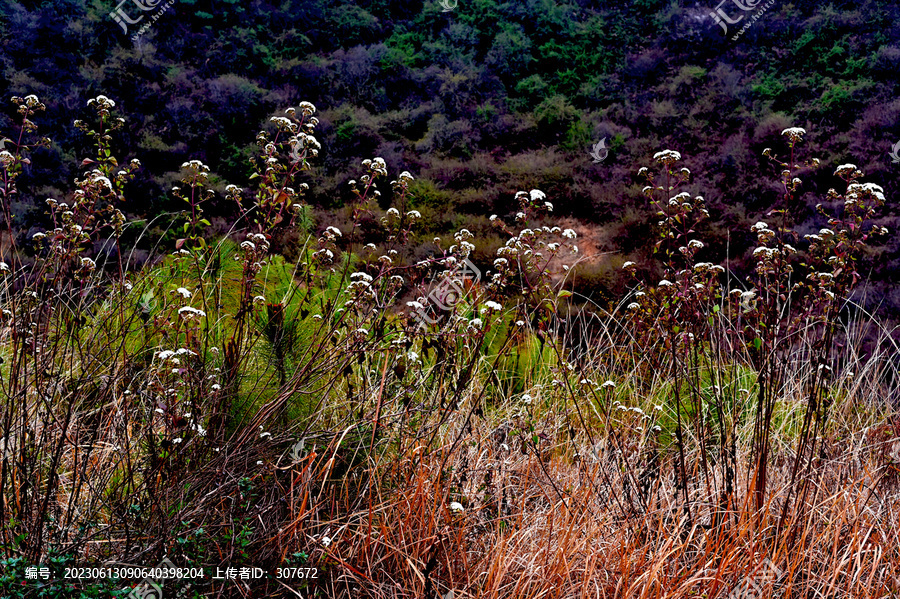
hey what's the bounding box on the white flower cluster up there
[181,159,210,172]
[845,182,885,205]
[88,95,116,109]
[362,157,388,177]
[178,306,206,321]
[833,163,860,178]
[653,149,681,164]
[781,127,806,142]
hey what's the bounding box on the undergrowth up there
[0,95,897,598]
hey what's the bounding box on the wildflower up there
[178,306,206,320]
[260,431,272,439]
[530,189,546,202]
[211,384,221,391]
[407,210,422,219]
[469,318,483,329]
[320,536,332,547]
[449,502,464,513]
[298,101,316,115]
[623,261,636,269]
[481,301,503,314]
[562,229,577,240]
[834,164,857,177]
[325,226,342,237]
[0,263,8,272]
[781,127,806,142]
[88,95,116,108]
[386,207,400,218]
[687,240,704,249]
[515,320,525,326]
[176,287,192,298]
[350,272,373,282]
[627,302,640,310]
[659,279,673,287]
[172,438,183,444]
[601,380,616,389]
[653,149,681,164]
[157,350,176,360]
[846,182,886,203]
[407,301,424,310]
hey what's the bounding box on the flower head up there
[781,127,806,143]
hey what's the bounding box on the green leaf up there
[557,290,573,299]
[199,219,211,226]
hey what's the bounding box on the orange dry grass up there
[310,420,900,599]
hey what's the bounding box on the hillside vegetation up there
[0,94,898,598]
[1,0,899,312]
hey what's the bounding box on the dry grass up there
[305,392,900,599]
